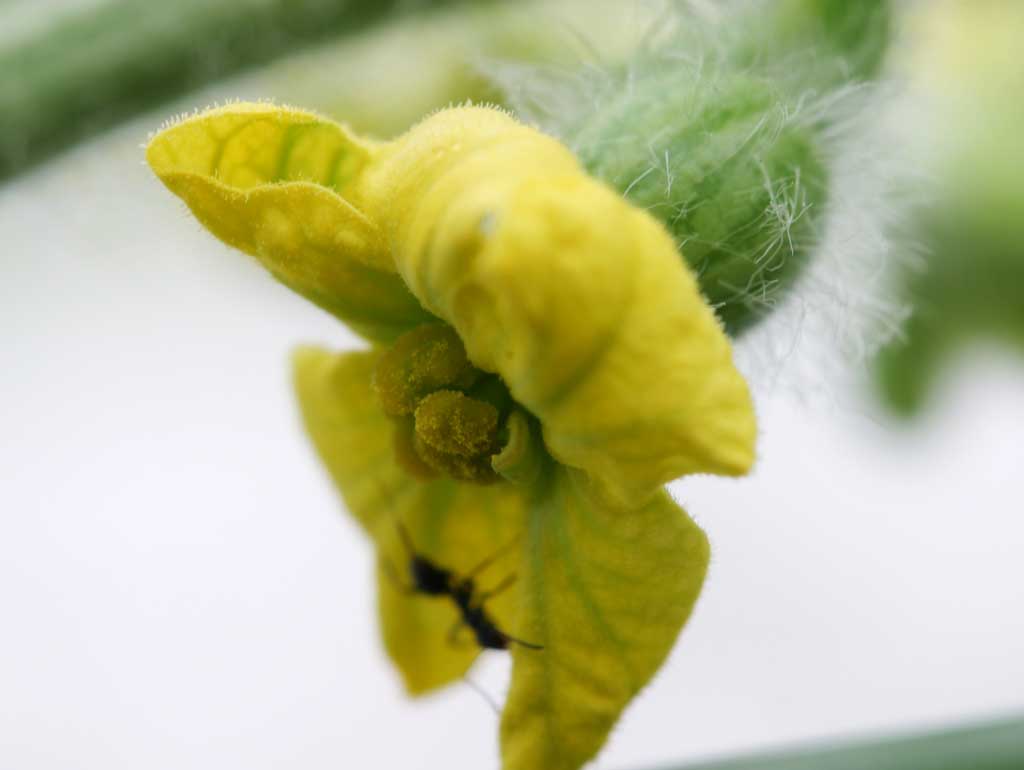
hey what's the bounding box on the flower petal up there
[501,465,710,770]
[147,103,432,342]
[376,480,526,694]
[292,347,527,693]
[364,108,756,503]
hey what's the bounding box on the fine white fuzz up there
[485,0,920,403]
[733,82,924,402]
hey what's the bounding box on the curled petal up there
[364,108,757,503]
[147,103,432,342]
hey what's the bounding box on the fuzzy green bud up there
[568,68,828,335]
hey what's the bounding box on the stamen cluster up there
[374,323,513,483]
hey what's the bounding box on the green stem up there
[638,714,1024,770]
[0,0,480,181]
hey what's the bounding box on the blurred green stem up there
[640,714,1024,770]
[0,0,481,181]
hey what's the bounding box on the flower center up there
[373,323,517,484]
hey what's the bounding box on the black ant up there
[387,523,543,652]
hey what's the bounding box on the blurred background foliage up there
[0,0,478,179]
[0,0,645,179]
[875,0,1024,416]
[2,0,1021,767]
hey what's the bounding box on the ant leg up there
[476,573,517,604]
[474,575,543,650]
[462,675,499,715]
[465,536,522,580]
[461,651,499,715]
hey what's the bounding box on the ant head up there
[396,521,453,595]
[410,555,452,595]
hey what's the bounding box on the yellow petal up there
[362,107,756,503]
[292,346,527,693]
[501,466,709,770]
[376,481,526,694]
[147,103,432,342]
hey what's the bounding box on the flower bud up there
[569,69,828,335]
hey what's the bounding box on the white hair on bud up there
[483,0,922,404]
[733,81,925,404]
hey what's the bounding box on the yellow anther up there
[412,434,500,484]
[414,390,499,458]
[373,324,480,417]
[411,390,501,484]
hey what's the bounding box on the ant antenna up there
[464,534,522,580]
[475,573,517,604]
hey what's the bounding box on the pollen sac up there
[414,390,499,458]
[373,324,481,416]
[413,436,501,484]
[413,390,501,483]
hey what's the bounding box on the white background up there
[2,4,1023,769]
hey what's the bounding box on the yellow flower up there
[147,102,756,770]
